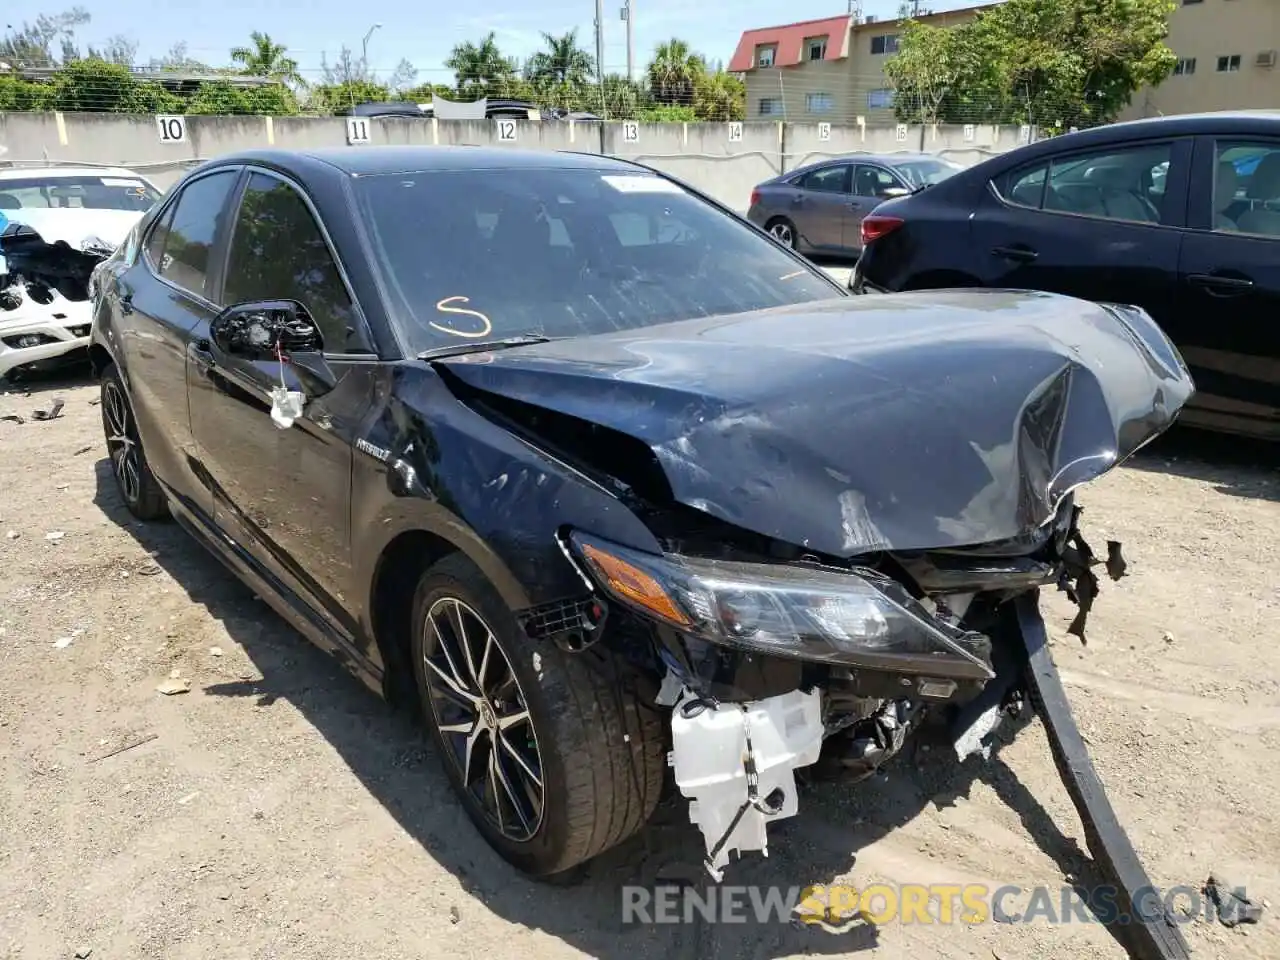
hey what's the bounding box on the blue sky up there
[11,0,975,81]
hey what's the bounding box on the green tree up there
[886,0,1176,128]
[601,73,650,119]
[693,69,745,121]
[187,80,299,115]
[444,32,518,97]
[0,7,90,65]
[47,58,182,112]
[230,32,302,86]
[883,19,973,125]
[524,30,595,86]
[647,38,705,107]
[309,79,391,114]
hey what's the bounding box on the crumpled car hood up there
[435,289,1194,557]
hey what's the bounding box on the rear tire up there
[100,363,168,521]
[410,553,666,878]
[765,216,798,250]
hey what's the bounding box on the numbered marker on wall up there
[817,122,831,142]
[895,124,908,143]
[727,121,743,142]
[622,121,639,143]
[495,119,518,142]
[963,123,975,142]
[346,117,372,145]
[156,115,187,144]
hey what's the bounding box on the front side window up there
[999,143,1174,224]
[353,168,840,354]
[801,165,850,194]
[155,170,238,299]
[892,158,963,189]
[1211,141,1280,237]
[222,172,361,353]
[853,165,903,198]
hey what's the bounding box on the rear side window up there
[998,143,1174,224]
[222,173,361,353]
[154,170,238,299]
[1211,140,1280,237]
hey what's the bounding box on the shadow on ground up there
[93,458,1123,959]
[1126,426,1279,504]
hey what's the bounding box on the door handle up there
[119,293,134,315]
[1188,273,1253,297]
[992,245,1038,263]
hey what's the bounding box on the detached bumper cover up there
[0,299,94,376]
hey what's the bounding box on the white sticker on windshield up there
[600,175,684,195]
[101,177,146,188]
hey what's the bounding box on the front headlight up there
[568,531,994,680]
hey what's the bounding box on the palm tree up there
[445,32,518,96]
[647,38,705,107]
[693,69,746,121]
[230,32,301,86]
[525,30,596,86]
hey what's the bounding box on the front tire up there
[100,363,168,521]
[410,553,665,878]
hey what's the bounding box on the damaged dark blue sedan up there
[4,146,1195,958]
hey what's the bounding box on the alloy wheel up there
[770,221,794,246]
[421,596,545,842]
[103,380,142,505]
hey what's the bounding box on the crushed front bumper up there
[0,295,94,378]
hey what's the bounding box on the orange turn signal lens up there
[581,543,691,626]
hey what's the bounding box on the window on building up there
[1174,57,1197,75]
[1181,0,1203,5]
[756,45,776,68]
[805,92,833,114]
[867,88,895,110]
[806,36,827,61]
[870,34,899,55]
[758,97,782,116]
[1217,54,1242,72]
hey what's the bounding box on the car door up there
[186,168,381,644]
[792,163,853,251]
[850,163,909,248]
[970,137,1192,327]
[186,168,379,640]
[104,167,243,516]
[1172,136,1280,439]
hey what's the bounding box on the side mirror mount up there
[211,300,323,361]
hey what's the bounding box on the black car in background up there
[852,111,1280,441]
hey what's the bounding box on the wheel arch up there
[364,514,537,706]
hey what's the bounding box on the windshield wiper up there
[416,334,558,361]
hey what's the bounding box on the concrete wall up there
[0,111,1032,211]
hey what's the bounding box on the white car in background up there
[0,165,162,379]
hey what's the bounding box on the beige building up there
[730,0,1279,127]
[728,5,991,125]
[1122,0,1280,119]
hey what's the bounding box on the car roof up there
[206,145,646,178]
[1018,110,1280,153]
[0,165,150,181]
[774,152,950,180]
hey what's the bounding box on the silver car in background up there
[747,153,963,257]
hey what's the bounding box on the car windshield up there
[0,174,161,212]
[890,159,962,188]
[352,166,841,353]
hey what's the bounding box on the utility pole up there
[595,0,606,84]
[622,0,634,81]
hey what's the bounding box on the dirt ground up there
[1,370,1277,960]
